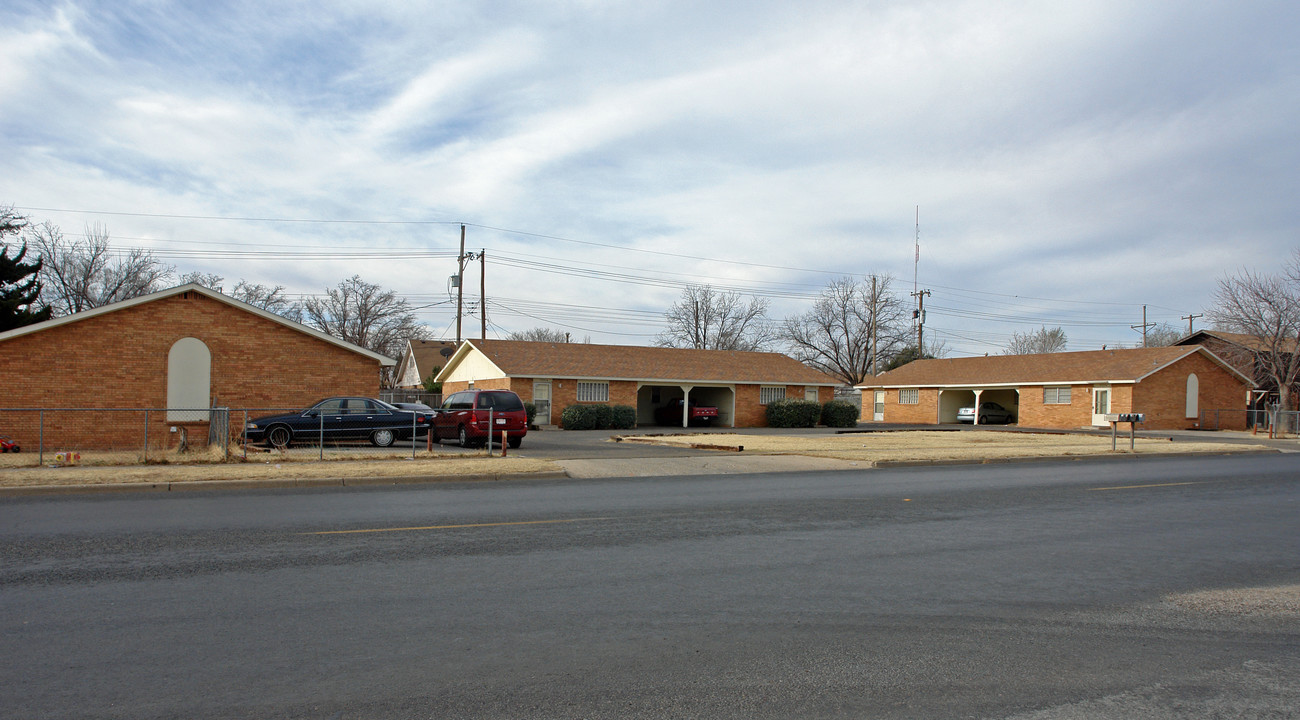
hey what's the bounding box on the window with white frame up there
[576,381,609,403]
[759,386,786,405]
[898,388,919,404]
[1043,386,1072,404]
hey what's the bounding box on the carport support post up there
[972,390,982,425]
[681,386,693,428]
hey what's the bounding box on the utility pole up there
[479,249,487,342]
[911,288,931,354]
[455,224,466,343]
[1182,313,1202,335]
[1131,304,1155,347]
[869,275,878,377]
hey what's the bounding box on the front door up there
[873,391,885,422]
[1092,387,1110,426]
[533,381,551,425]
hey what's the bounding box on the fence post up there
[143,409,149,463]
[242,410,248,461]
[39,409,44,465]
[411,411,417,460]
[319,409,325,461]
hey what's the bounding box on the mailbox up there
[1104,413,1144,423]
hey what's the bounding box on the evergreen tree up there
[0,209,52,331]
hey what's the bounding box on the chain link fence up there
[1198,408,1299,437]
[0,407,446,468]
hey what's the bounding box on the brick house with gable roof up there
[0,283,395,451]
[436,339,841,427]
[856,346,1253,430]
[1175,330,1300,413]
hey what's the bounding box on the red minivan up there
[433,389,529,448]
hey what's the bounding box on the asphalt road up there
[2,454,1297,718]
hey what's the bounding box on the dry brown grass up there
[616,430,1267,463]
[0,452,558,488]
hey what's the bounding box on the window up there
[898,389,919,404]
[1044,387,1072,404]
[760,386,786,405]
[1186,374,1199,418]
[576,381,609,403]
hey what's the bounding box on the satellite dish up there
[440,346,454,357]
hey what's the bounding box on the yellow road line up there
[307,517,612,535]
[1089,481,1206,491]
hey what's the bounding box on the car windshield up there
[374,399,401,410]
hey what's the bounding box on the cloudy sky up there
[2,0,1297,356]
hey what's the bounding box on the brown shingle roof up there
[860,346,1250,387]
[1176,330,1300,355]
[459,339,841,385]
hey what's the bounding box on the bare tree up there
[506,327,570,343]
[1004,326,1068,355]
[1144,322,1183,347]
[781,275,906,386]
[30,222,174,316]
[299,275,432,370]
[180,272,300,319]
[656,284,773,352]
[1208,253,1300,410]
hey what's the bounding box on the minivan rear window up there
[478,392,525,411]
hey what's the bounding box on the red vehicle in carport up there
[433,389,528,448]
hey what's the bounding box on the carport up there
[938,387,1020,424]
[637,384,735,428]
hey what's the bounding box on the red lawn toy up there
[0,436,20,453]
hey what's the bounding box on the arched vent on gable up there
[168,337,211,422]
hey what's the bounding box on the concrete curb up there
[0,471,572,497]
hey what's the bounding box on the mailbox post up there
[1104,413,1145,451]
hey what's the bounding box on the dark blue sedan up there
[244,397,432,448]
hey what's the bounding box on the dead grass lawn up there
[0,451,558,488]
[617,430,1267,463]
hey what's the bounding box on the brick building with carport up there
[436,339,841,427]
[0,283,394,451]
[856,346,1253,430]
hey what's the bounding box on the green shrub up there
[561,403,639,430]
[766,399,821,428]
[820,400,860,428]
[560,404,600,430]
[523,402,538,427]
[610,405,637,429]
[592,404,614,430]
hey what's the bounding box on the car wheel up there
[458,425,474,448]
[507,436,522,449]
[978,415,987,425]
[371,428,396,447]
[267,425,292,449]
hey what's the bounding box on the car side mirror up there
[305,410,318,418]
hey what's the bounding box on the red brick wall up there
[1132,352,1250,430]
[0,293,384,450]
[863,387,938,424]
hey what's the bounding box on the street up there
[1,454,1297,718]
